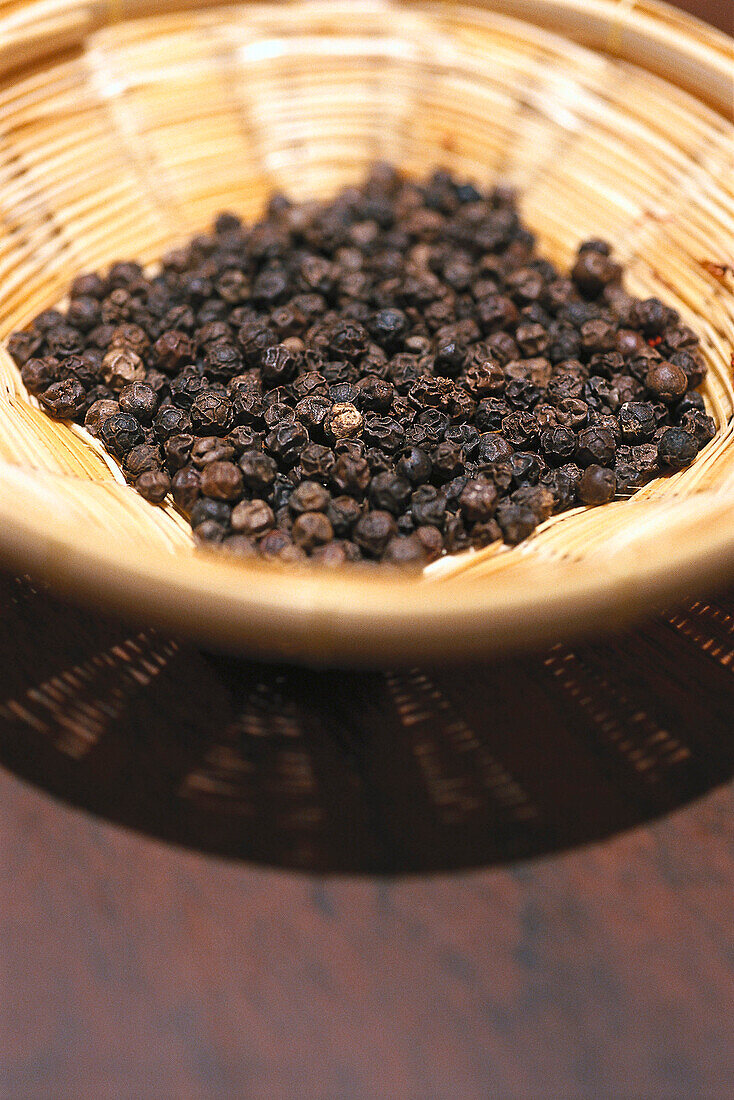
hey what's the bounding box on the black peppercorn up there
[540,426,577,466]
[84,398,120,436]
[368,471,412,514]
[396,446,432,485]
[331,453,370,496]
[190,437,236,469]
[119,381,159,424]
[618,401,656,443]
[190,391,234,436]
[221,534,258,558]
[99,412,143,457]
[231,499,275,537]
[199,461,244,501]
[289,480,331,514]
[297,442,334,482]
[124,443,162,477]
[677,409,716,449]
[459,477,498,522]
[292,512,334,551]
[135,469,171,504]
[327,495,362,536]
[645,361,688,403]
[101,347,146,391]
[495,500,538,544]
[410,485,447,528]
[164,433,195,471]
[194,519,227,543]
[381,535,427,565]
[353,510,397,556]
[171,466,201,512]
[511,484,554,522]
[20,356,59,395]
[657,427,698,470]
[578,464,617,505]
[571,248,620,298]
[39,379,87,419]
[263,421,309,467]
[294,394,331,433]
[576,425,616,468]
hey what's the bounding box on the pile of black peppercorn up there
[8,164,714,567]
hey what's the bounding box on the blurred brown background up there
[678,0,731,32]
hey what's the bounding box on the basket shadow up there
[0,572,732,873]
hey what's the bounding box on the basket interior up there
[0,0,732,655]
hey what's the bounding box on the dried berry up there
[171,467,201,512]
[578,465,617,505]
[325,402,364,440]
[645,361,688,403]
[353,510,398,557]
[382,535,427,566]
[331,453,371,496]
[459,477,498,522]
[289,480,331,515]
[292,512,334,551]
[657,427,698,470]
[100,412,143,457]
[124,443,162,478]
[135,469,171,504]
[190,391,234,436]
[21,357,59,395]
[39,379,87,419]
[231,499,275,537]
[84,398,120,436]
[199,461,244,501]
[495,500,537,544]
[101,348,145,391]
[368,471,412,514]
[576,425,616,468]
[618,401,656,443]
[119,382,159,424]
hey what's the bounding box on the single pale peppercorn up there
[578,464,617,505]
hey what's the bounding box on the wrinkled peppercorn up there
[119,381,159,424]
[657,427,698,469]
[292,511,334,551]
[495,500,537,544]
[289,480,331,514]
[231,498,275,537]
[135,469,171,504]
[578,464,617,505]
[40,379,87,419]
[576,425,616,468]
[199,461,244,501]
[101,347,145,391]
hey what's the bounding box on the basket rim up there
[0,0,732,663]
[2,461,734,664]
[0,0,731,114]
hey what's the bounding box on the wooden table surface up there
[1,2,732,1096]
[1,757,732,1098]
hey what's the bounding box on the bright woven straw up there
[0,0,731,664]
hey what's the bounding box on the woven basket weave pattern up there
[0,0,731,659]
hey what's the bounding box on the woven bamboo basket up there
[0,0,731,664]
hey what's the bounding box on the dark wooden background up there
[1,3,732,1097]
